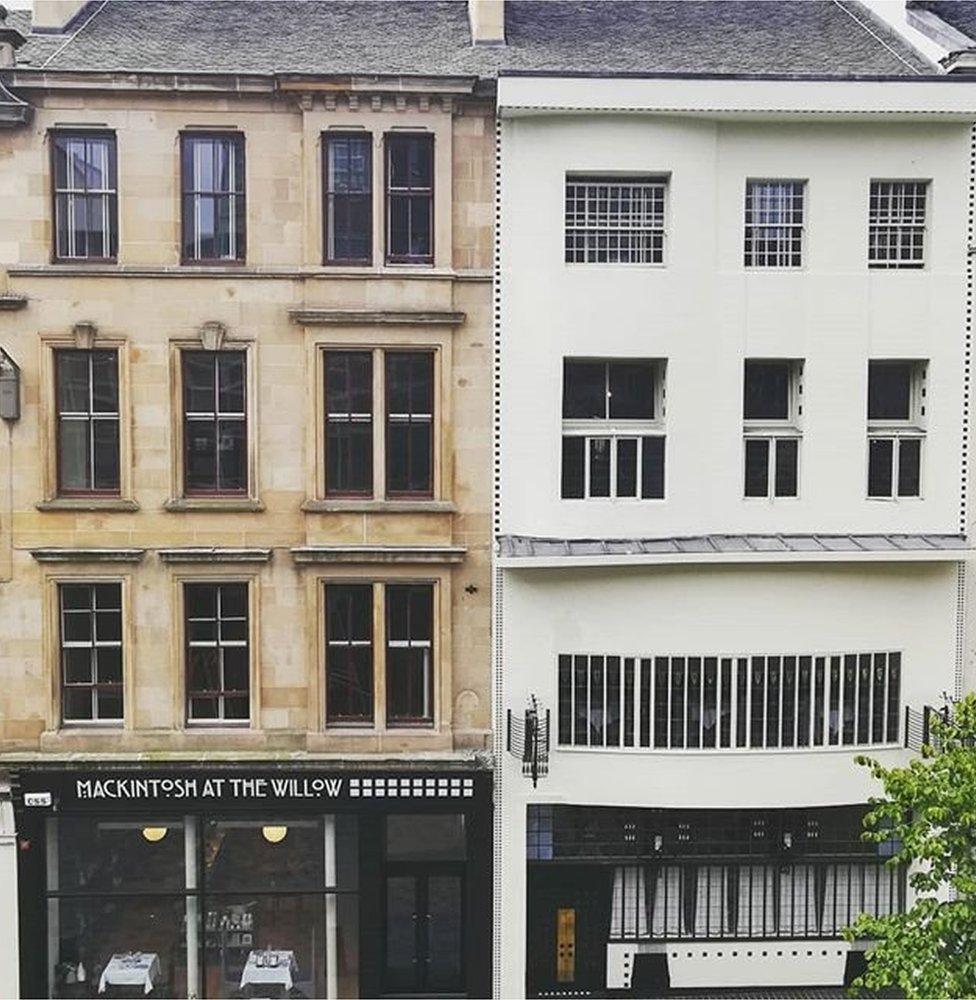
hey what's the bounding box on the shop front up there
[12,765,492,1000]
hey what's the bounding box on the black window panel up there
[561,437,585,499]
[775,438,798,497]
[744,361,790,420]
[639,659,651,747]
[868,438,894,497]
[828,656,841,746]
[386,584,434,725]
[563,361,606,419]
[735,658,748,747]
[797,656,812,747]
[781,656,796,747]
[766,657,780,748]
[385,352,433,497]
[589,656,605,745]
[59,582,123,723]
[606,656,621,746]
[872,654,887,743]
[324,134,372,263]
[669,658,685,748]
[184,582,249,723]
[719,658,733,747]
[813,657,825,746]
[868,362,913,421]
[857,654,872,744]
[181,133,245,262]
[609,362,655,419]
[325,351,373,497]
[52,132,118,260]
[886,653,901,742]
[558,655,572,745]
[55,350,120,494]
[744,438,769,497]
[574,655,589,746]
[750,658,765,748]
[182,351,247,494]
[686,657,701,748]
[623,658,635,747]
[898,438,921,497]
[616,438,638,497]
[653,658,669,748]
[386,134,433,262]
[842,655,857,745]
[588,438,611,497]
[326,584,374,723]
[641,437,666,499]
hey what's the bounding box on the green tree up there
[844,693,976,998]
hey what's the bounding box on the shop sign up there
[16,769,486,813]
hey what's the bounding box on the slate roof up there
[912,1,976,45]
[8,0,937,78]
[498,533,969,561]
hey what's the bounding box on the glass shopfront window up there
[46,814,360,999]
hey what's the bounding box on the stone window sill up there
[36,497,140,512]
[302,499,455,514]
[164,497,265,513]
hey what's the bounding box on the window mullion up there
[373,582,385,728]
[373,349,385,499]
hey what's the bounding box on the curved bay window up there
[45,814,360,999]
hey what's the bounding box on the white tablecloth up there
[98,953,161,995]
[240,950,299,991]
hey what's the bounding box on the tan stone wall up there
[0,87,493,755]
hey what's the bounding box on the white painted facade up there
[496,77,975,997]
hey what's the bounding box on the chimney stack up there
[32,0,89,33]
[468,0,505,46]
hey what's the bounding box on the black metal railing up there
[608,859,905,942]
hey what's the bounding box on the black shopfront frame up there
[14,765,492,1000]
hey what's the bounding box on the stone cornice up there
[157,547,273,564]
[30,548,146,563]
[291,545,466,565]
[289,308,466,327]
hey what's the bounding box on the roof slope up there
[912,1,976,45]
[11,0,937,77]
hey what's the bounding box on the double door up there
[385,865,464,995]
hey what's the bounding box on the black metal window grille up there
[557,652,901,750]
[869,181,927,269]
[744,180,804,268]
[565,176,666,264]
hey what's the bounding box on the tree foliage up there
[844,694,976,998]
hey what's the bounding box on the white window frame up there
[743,359,803,500]
[744,179,805,269]
[867,360,927,501]
[561,359,666,501]
[565,174,668,265]
[868,180,928,270]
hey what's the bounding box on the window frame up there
[868,179,929,271]
[181,578,254,728]
[57,580,125,727]
[866,359,927,501]
[743,179,806,270]
[50,128,119,264]
[742,359,803,500]
[384,132,435,266]
[313,343,442,505]
[560,358,666,502]
[322,131,373,266]
[53,347,122,498]
[564,173,669,266]
[179,130,247,266]
[321,579,438,731]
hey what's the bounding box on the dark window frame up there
[323,132,373,266]
[50,129,119,264]
[184,581,251,725]
[180,349,249,498]
[384,132,434,265]
[180,130,247,265]
[59,581,124,726]
[54,348,121,498]
[325,582,375,725]
[385,350,435,500]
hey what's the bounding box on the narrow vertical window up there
[324,133,372,264]
[325,584,374,723]
[182,351,247,495]
[55,349,120,495]
[867,360,925,499]
[744,180,804,268]
[325,351,373,497]
[561,359,665,500]
[869,181,927,269]
[386,133,433,263]
[564,175,667,264]
[59,582,123,724]
[181,133,245,262]
[386,352,433,498]
[386,584,434,725]
[185,582,249,723]
[52,131,118,261]
[743,360,801,498]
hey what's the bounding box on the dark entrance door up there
[384,866,464,995]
